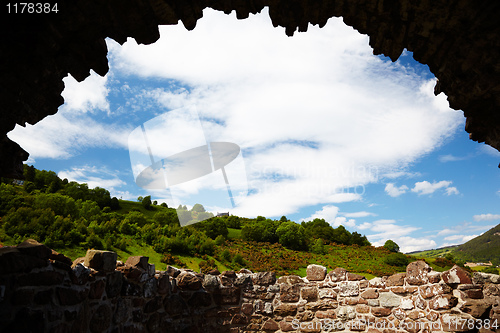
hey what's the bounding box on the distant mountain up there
[453,223,500,265]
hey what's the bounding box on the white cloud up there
[302,205,340,223]
[438,154,469,163]
[396,237,437,253]
[61,71,110,114]
[438,228,456,236]
[343,211,376,218]
[411,180,459,196]
[8,113,131,159]
[58,165,126,196]
[445,187,460,196]
[473,213,500,222]
[357,222,372,230]
[385,183,409,197]
[444,234,478,243]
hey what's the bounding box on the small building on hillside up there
[216,212,229,217]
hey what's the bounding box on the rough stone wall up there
[1,239,500,333]
[2,0,500,178]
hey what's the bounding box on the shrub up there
[232,253,245,267]
[220,249,231,262]
[482,266,499,274]
[199,259,216,274]
[434,257,454,268]
[161,253,185,267]
[384,253,410,267]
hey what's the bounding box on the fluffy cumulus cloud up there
[411,180,459,196]
[385,183,409,197]
[108,8,462,217]
[61,72,110,113]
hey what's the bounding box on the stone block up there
[371,307,392,317]
[319,288,337,299]
[406,261,431,285]
[84,250,117,273]
[125,256,149,270]
[442,265,472,286]
[428,294,458,310]
[274,303,297,316]
[361,288,379,299]
[307,264,327,281]
[277,275,303,285]
[176,272,202,290]
[328,267,348,282]
[369,277,385,288]
[16,239,52,260]
[262,319,279,331]
[385,273,405,286]
[301,286,318,301]
[379,291,401,308]
[339,281,359,297]
[252,271,276,286]
[459,300,492,318]
[419,283,452,298]
[280,283,300,302]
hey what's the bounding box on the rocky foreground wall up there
[1,240,500,333]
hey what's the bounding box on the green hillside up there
[409,245,458,259]
[452,224,500,266]
[0,165,416,277]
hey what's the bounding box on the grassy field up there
[410,246,458,259]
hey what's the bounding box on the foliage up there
[276,221,306,250]
[0,165,383,277]
[199,258,216,273]
[434,257,455,268]
[384,253,410,267]
[310,238,327,255]
[226,215,241,229]
[384,239,400,253]
[481,266,499,274]
[453,224,500,266]
[141,195,152,210]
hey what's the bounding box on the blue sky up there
[8,8,500,252]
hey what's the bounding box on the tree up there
[310,238,327,254]
[280,216,288,222]
[384,239,400,253]
[226,215,241,229]
[141,195,152,210]
[276,222,306,250]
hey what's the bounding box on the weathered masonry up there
[1,239,500,332]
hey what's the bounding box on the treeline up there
[240,216,370,253]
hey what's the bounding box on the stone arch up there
[1,0,500,177]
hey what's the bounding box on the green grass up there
[116,200,168,219]
[227,228,242,239]
[411,247,457,259]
